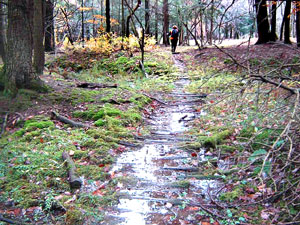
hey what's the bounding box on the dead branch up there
[77,82,118,89]
[62,151,82,189]
[142,92,168,105]
[51,111,89,128]
[250,74,297,95]
[258,90,299,182]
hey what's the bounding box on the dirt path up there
[102,54,224,225]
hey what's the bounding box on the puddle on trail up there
[103,57,223,225]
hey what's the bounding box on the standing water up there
[103,55,223,224]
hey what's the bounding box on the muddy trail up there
[102,55,226,225]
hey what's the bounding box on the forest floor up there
[0,42,299,225]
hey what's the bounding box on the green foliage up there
[248,149,267,162]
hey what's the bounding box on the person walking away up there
[167,25,179,53]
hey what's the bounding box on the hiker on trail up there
[167,25,179,53]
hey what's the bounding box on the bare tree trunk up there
[155,0,158,42]
[121,0,125,36]
[5,0,34,95]
[145,0,150,35]
[45,0,55,52]
[255,0,270,44]
[0,2,6,63]
[106,0,111,32]
[209,0,214,45]
[296,1,300,47]
[283,0,291,44]
[33,0,45,75]
[81,0,85,46]
[162,0,169,45]
[270,1,277,41]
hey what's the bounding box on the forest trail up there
[103,54,224,225]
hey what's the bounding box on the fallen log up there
[51,112,89,128]
[162,167,199,172]
[62,151,82,189]
[77,82,117,89]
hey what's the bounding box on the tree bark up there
[209,0,214,45]
[121,0,125,36]
[0,2,6,63]
[106,0,111,32]
[5,0,34,95]
[283,0,292,44]
[255,0,270,44]
[81,0,84,46]
[296,2,300,47]
[162,0,169,45]
[155,0,158,42]
[45,0,55,52]
[33,0,45,75]
[62,151,82,189]
[145,0,150,35]
[270,1,277,42]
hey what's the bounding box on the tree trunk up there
[121,0,125,36]
[209,0,214,45]
[155,0,158,42]
[106,0,111,32]
[283,0,292,44]
[33,0,45,75]
[5,0,34,95]
[81,0,84,46]
[162,0,169,45]
[296,2,300,47]
[255,0,270,44]
[45,0,55,52]
[0,2,6,63]
[145,0,150,35]
[270,1,277,42]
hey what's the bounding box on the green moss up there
[24,118,54,130]
[198,129,232,148]
[219,186,243,202]
[77,165,107,181]
[14,129,26,137]
[105,116,122,127]
[170,180,190,188]
[73,150,89,159]
[94,119,106,127]
[92,109,105,120]
[65,209,84,225]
